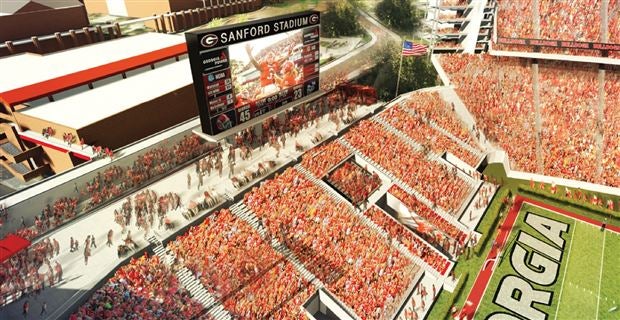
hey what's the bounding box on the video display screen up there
[186,11,321,135]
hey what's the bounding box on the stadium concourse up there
[0,84,500,319]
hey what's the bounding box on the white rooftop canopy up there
[0,33,186,94]
[18,58,194,129]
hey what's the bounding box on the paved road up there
[320,8,401,82]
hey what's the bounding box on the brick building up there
[84,0,262,18]
[0,0,89,42]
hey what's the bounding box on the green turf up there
[554,221,604,320]
[476,203,575,318]
[473,202,620,320]
[599,232,620,319]
[427,186,620,319]
[426,187,512,320]
[483,163,620,229]
[484,163,620,205]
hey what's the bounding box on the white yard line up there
[553,224,576,320]
[595,231,607,320]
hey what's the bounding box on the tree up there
[358,41,437,100]
[320,1,362,38]
[376,0,422,34]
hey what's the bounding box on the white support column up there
[533,0,540,38]
[597,0,608,183]
[602,0,609,43]
[532,62,543,174]
[597,68,605,182]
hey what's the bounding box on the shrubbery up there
[376,0,422,34]
[321,1,362,37]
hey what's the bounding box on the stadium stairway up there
[373,114,482,186]
[370,117,474,233]
[228,202,324,288]
[338,138,411,193]
[371,117,424,153]
[294,164,450,277]
[294,165,357,213]
[426,119,484,157]
[397,104,485,157]
[367,206,449,278]
[147,236,233,320]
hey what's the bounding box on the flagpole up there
[395,40,404,99]
[429,2,437,62]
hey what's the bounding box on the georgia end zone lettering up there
[488,212,569,320]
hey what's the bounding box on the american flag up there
[402,40,427,56]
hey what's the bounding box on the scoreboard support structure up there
[192,89,326,142]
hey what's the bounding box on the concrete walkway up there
[461,0,488,54]
[0,103,383,320]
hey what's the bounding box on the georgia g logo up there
[309,14,319,24]
[201,34,219,48]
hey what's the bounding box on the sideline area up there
[458,195,620,319]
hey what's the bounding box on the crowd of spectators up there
[27,198,79,240]
[437,12,462,21]
[320,72,348,92]
[603,70,620,187]
[441,53,620,187]
[539,61,599,183]
[8,135,214,242]
[114,189,181,239]
[344,120,472,213]
[0,238,60,307]
[440,54,538,173]
[439,0,468,6]
[244,168,418,319]
[433,41,462,49]
[363,206,451,275]
[389,185,468,252]
[327,161,381,205]
[73,254,203,319]
[495,0,619,56]
[404,92,481,151]
[300,140,350,178]
[497,0,602,42]
[435,27,461,35]
[167,209,315,319]
[539,0,601,43]
[379,103,481,167]
[222,261,316,319]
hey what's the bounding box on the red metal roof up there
[0,43,188,107]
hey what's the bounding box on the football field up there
[473,198,620,320]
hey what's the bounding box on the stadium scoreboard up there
[186,11,321,136]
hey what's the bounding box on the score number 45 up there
[239,109,251,122]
